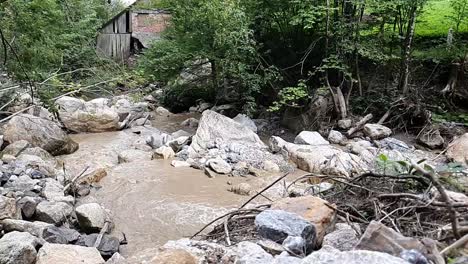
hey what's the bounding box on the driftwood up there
[93,221,110,248]
[347,114,373,136]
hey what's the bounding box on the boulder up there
[35,201,73,225]
[270,136,365,177]
[255,209,316,252]
[270,196,336,243]
[36,243,105,264]
[0,231,40,264]
[417,129,445,149]
[363,124,392,139]
[191,110,266,154]
[118,149,153,163]
[41,178,74,203]
[149,249,197,264]
[231,241,274,264]
[146,132,172,149]
[0,195,17,220]
[1,140,30,156]
[3,114,78,155]
[281,96,329,132]
[55,96,121,133]
[42,226,81,244]
[207,157,232,174]
[338,119,353,129]
[356,221,428,258]
[17,196,40,219]
[328,130,346,145]
[181,118,199,128]
[294,131,329,145]
[322,223,359,251]
[302,247,409,264]
[167,136,191,152]
[446,133,468,166]
[233,114,258,133]
[282,236,307,256]
[77,234,120,258]
[75,203,109,233]
[155,106,171,116]
[154,146,175,160]
[0,219,52,237]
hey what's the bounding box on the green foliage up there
[269,81,310,112]
[375,153,410,175]
[432,112,468,125]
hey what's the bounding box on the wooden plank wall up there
[96,33,131,61]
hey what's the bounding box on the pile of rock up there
[149,195,441,264]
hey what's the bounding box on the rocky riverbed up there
[0,94,467,264]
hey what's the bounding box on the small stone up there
[42,226,81,244]
[2,154,16,163]
[328,130,346,145]
[228,183,252,196]
[181,118,199,128]
[282,236,307,256]
[207,157,232,174]
[75,203,109,233]
[232,241,274,264]
[400,249,429,264]
[77,234,120,258]
[155,106,171,116]
[322,223,359,251]
[171,130,192,139]
[1,219,52,237]
[154,146,175,160]
[17,196,39,219]
[35,201,73,225]
[417,129,444,150]
[36,243,105,264]
[171,160,191,168]
[337,119,352,129]
[0,231,40,264]
[363,124,392,140]
[294,131,330,145]
[263,160,280,172]
[0,195,17,220]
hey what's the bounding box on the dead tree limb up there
[63,166,90,194]
[347,114,373,136]
[440,233,468,255]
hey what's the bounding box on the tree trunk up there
[398,5,417,95]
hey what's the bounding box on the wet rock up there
[154,146,175,160]
[17,196,40,219]
[207,157,232,174]
[76,203,109,233]
[0,195,17,220]
[35,201,73,225]
[271,196,336,243]
[156,106,171,116]
[228,183,252,196]
[233,114,257,133]
[338,119,353,129]
[77,234,120,258]
[255,209,316,252]
[118,149,153,163]
[282,236,307,256]
[294,131,329,145]
[270,136,364,177]
[302,247,408,264]
[3,114,78,155]
[171,160,191,168]
[181,118,199,128]
[1,140,30,156]
[328,130,346,145]
[363,124,392,139]
[356,221,428,258]
[36,243,105,264]
[106,252,126,264]
[322,223,359,251]
[446,133,468,166]
[232,241,274,264]
[0,231,40,264]
[417,129,445,149]
[150,249,197,264]
[0,219,52,237]
[42,226,81,244]
[55,96,121,133]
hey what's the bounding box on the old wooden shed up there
[96,2,170,61]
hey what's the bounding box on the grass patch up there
[417,0,468,37]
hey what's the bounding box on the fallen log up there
[347,114,373,136]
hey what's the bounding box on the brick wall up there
[132,12,170,34]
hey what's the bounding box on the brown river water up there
[60,113,295,262]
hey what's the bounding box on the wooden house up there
[96,1,170,61]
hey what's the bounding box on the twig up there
[440,233,468,255]
[93,221,110,248]
[224,217,232,246]
[63,166,90,193]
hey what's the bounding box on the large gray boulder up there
[191,110,266,153]
[35,201,73,225]
[294,131,329,145]
[363,124,392,140]
[75,203,110,233]
[3,114,78,155]
[0,231,40,264]
[55,96,121,133]
[302,247,409,264]
[255,210,316,252]
[36,243,105,264]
